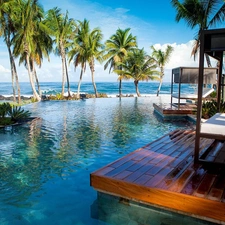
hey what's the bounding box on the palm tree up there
[0,0,21,103]
[151,45,174,96]
[13,0,45,102]
[171,0,225,66]
[103,28,137,97]
[18,15,53,97]
[114,48,159,97]
[87,24,103,97]
[45,7,76,97]
[31,28,53,96]
[68,19,103,98]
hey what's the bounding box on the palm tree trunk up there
[10,50,21,104]
[65,57,71,97]
[156,79,162,96]
[6,35,16,102]
[26,54,41,101]
[4,23,21,104]
[32,61,41,96]
[90,60,98,97]
[205,53,212,68]
[119,79,122,97]
[13,61,21,104]
[77,68,84,99]
[134,80,141,97]
[61,56,66,97]
[11,60,16,102]
[157,68,164,96]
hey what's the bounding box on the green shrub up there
[202,100,225,119]
[9,106,31,121]
[0,102,11,118]
[0,103,31,126]
[31,97,38,103]
[209,91,217,98]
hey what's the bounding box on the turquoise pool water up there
[0,97,212,225]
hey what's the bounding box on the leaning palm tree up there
[87,24,103,97]
[151,45,174,96]
[18,13,53,97]
[68,19,103,98]
[171,0,225,67]
[13,0,44,102]
[103,28,137,97]
[45,7,76,97]
[31,28,53,95]
[114,48,160,97]
[0,0,21,103]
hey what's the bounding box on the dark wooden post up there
[217,52,223,111]
[194,33,205,163]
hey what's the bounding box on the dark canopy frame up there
[194,28,225,163]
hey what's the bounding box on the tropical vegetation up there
[44,7,75,97]
[114,48,160,97]
[171,0,225,67]
[0,102,31,126]
[202,100,225,119]
[103,28,137,97]
[150,45,174,96]
[68,19,103,98]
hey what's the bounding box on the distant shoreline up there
[0,93,172,101]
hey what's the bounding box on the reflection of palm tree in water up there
[111,98,146,148]
[0,115,74,206]
[72,104,101,155]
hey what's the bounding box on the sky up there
[0,0,219,83]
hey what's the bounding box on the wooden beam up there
[91,174,225,223]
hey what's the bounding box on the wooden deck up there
[90,130,225,224]
[153,103,197,115]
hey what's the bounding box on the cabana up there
[171,67,217,109]
[195,28,225,164]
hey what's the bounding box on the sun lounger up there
[171,88,214,100]
[200,113,225,140]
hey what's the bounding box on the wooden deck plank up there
[168,168,195,192]
[113,170,132,180]
[215,149,225,163]
[126,155,155,172]
[145,167,174,187]
[194,174,216,198]
[181,167,206,195]
[123,171,145,183]
[92,166,114,176]
[208,173,225,201]
[123,162,155,183]
[105,160,137,177]
[133,174,153,185]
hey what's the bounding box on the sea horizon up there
[0,81,197,97]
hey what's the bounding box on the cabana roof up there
[172,67,217,84]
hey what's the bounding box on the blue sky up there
[0,0,218,83]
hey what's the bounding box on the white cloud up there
[0,65,11,81]
[0,64,10,73]
[152,41,218,82]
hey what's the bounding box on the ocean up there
[0,81,198,97]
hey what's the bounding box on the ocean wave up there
[0,82,197,96]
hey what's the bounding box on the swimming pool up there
[0,97,212,224]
